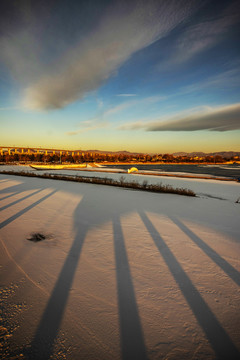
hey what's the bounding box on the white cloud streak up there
[121,103,240,132]
[0,1,198,110]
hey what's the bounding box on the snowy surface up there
[0,168,240,359]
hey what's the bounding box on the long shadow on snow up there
[27,187,147,360]
[0,177,61,288]
[113,214,147,360]
[139,211,240,360]
[27,204,88,359]
[0,177,46,202]
[170,216,240,287]
[0,190,24,202]
[0,189,58,230]
[0,188,44,212]
[0,187,58,275]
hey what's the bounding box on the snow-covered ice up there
[0,168,239,359]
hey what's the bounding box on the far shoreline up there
[1,160,240,166]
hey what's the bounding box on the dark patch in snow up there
[27,233,47,242]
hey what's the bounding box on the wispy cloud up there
[0,1,199,110]
[97,99,104,109]
[179,67,240,94]
[122,103,240,132]
[163,2,240,66]
[67,94,166,134]
[66,120,108,136]
[93,95,166,119]
[144,95,167,103]
[67,99,139,136]
[103,102,137,117]
[117,94,137,97]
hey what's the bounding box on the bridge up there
[0,146,84,156]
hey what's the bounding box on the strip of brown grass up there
[0,170,196,197]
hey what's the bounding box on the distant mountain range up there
[84,150,141,155]
[85,150,240,158]
[172,151,240,158]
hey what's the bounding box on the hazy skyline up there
[0,0,240,153]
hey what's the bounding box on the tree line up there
[0,152,239,164]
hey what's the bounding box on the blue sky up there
[0,0,240,153]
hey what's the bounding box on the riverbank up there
[1,163,240,182]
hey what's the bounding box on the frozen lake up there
[104,164,240,179]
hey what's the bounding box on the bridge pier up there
[0,147,83,158]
